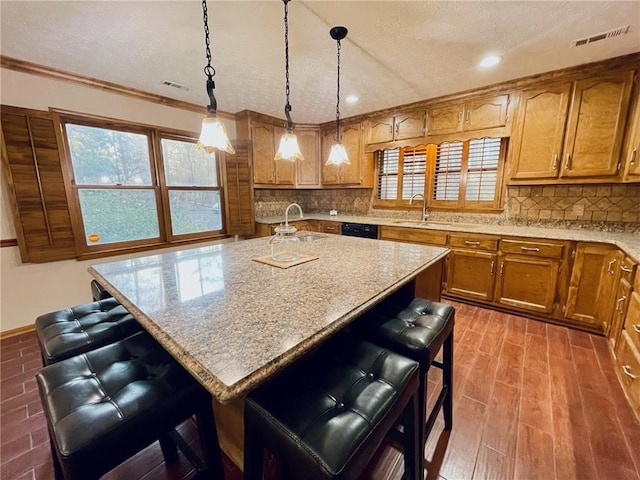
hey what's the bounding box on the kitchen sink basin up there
[297,233,329,242]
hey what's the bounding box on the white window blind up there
[401,147,426,200]
[433,142,463,201]
[377,149,399,200]
[466,138,501,202]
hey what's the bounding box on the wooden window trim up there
[53,110,227,258]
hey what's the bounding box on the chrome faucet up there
[284,203,304,226]
[409,193,429,221]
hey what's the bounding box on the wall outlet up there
[573,204,585,216]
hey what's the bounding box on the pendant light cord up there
[283,0,293,131]
[202,0,217,113]
[335,38,342,143]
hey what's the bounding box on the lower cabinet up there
[445,249,497,301]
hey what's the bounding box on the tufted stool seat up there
[360,297,455,461]
[35,297,143,365]
[36,331,224,480]
[244,338,421,480]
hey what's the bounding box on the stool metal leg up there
[443,330,454,430]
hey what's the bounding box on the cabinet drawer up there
[448,234,498,251]
[624,291,640,353]
[499,238,564,258]
[379,226,447,246]
[320,221,341,234]
[620,257,636,283]
[616,331,640,416]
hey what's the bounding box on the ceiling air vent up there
[161,80,189,91]
[572,25,630,47]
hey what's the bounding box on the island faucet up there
[284,203,304,226]
[409,193,429,221]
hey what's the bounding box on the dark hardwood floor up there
[1,301,639,479]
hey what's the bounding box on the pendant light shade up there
[327,26,350,166]
[274,0,303,162]
[196,0,235,155]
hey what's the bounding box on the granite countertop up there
[89,235,448,403]
[257,214,640,263]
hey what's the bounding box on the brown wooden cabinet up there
[609,257,636,353]
[251,121,295,186]
[295,129,321,188]
[622,89,640,181]
[426,94,510,136]
[510,72,634,183]
[379,226,447,245]
[321,123,366,186]
[366,111,425,144]
[446,249,497,302]
[319,221,341,234]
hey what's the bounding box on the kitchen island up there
[89,234,448,466]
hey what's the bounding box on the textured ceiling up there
[1,1,639,124]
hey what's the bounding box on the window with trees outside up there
[375,137,506,211]
[60,116,225,256]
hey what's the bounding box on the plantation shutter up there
[377,149,399,200]
[222,140,255,236]
[466,138,501,202]
[432,141,463,203]
[1,105,76,263]
[401,146,426,200]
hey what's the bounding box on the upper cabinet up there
[322,122,372,186]
[509,71,635,183]
[366,111,426,144]
[426,93,510,136]
[251,121,295,187]
[622,88,640,181]
[295,128,321,188]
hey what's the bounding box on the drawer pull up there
[620,265,633,273]
[520,247,540,252]
[325,227,336,231]
[465,241,481,245]
[617,295,627,312]
[607,259,617,274]
[633,324,640,334]
[622,365,637,379]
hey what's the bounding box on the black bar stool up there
[35,297,142,366]
[360,297,455,460]
[36,331,225,480]
[91,279,113,301]
[244,337,421,480]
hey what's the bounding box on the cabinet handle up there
[552,154,558,170]
[465,241,481,245]
[499,262,504,276]
[622,365,637,379]
[520,247,540,252]
[633,324,640,334]
[490,261,495,274]
[325,226,336,231]
[565,153,572,170]
[607,259,617,274]
[395,124,399,136]
[620,265,633,273]
[617,295,627,312]
[630,148,637,165]
[457,111,463,124]
[465,110,471,122]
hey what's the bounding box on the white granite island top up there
[89,235,449,404]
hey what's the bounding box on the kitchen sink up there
[297,233,329,242]
[392,220,452,227]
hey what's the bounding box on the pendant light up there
[326,26,350,166]
[274,0,303,162]
[196,0,235,154]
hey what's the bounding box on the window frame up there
[374,146,428,209]
[55,111,227,258]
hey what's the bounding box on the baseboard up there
[0,324,35,339]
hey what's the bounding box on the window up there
[375,137,506,211]
[60,115,225,256]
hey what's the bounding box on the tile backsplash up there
[254,184,640,232]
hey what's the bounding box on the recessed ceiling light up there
[480,55,501,67]
[346,95,358,103]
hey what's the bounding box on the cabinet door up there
[272,126,295,185]
[610,278,633,354]
[561,71,634,178]
[426,103,463,135]
[623,92,640,179]
[509,83,571,180]
[395,111,425,140]
[295,130,320,187]
[595,250,625,333]
[565,244,614,327]
[321,130,340,185]
[464,94,510,131]
[446,249,497,301]
[494,255,559,314]
[339,123,363,184]
[251,122,276,184]
[367,117,394,144]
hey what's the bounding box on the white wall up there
[0,67,238,333]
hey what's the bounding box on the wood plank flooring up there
[1,301,639,479]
